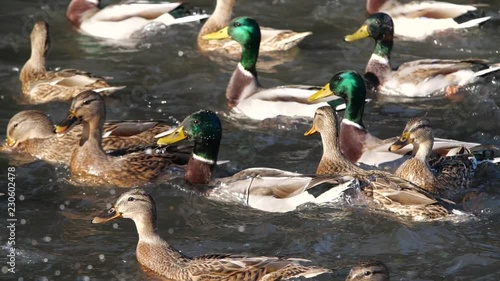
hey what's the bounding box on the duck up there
[304,106,457,221]
[345,260,389,281]
[66,0,209,40]
[389,117,478,201]
[201,16,346,120]
[54,90,189,187]
[198,0,311,53]
[344,13,500,97]
[156,110,360,213]
[20,21,124,104]
[307,70,482,170]
[2,110,174,165]
[366,0,490,41]
[92,188,332,280]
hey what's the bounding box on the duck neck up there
[414,139,433,163]
[199,0,235,37]
[343,94,366,128]
[240,39,259,76]
[79,117,105,155]
[374,38,392,60]
[134,213,160,243]
[185,138,220,184]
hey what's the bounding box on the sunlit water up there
[0,0,499,280]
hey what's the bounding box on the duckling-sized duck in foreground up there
[346,260,390,281]
[389,118,478,201]
[305,106,457,221]
[2,110,173,165]
[92,189,332,280]
[66,0,209,40]
[202,17,345,120]
[156,110,359,213]
[54,91,188,187]
[344,13,500,97]
[198,0,311,53]
[308,70,482,170]
[366,0,490,41]
[20,21,124,104]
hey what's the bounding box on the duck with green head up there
[202,16,346,120]
[156,110,359,213]
[345,13,500,97]
[309,70,485,170]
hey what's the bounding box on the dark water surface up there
[1,0,500,280]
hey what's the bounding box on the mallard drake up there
[92,189,332,280]
[366,0,490,41]
[344,13,500,97]
[20,21,124,104]
[389,117,478,201]
[54,91,188,187]
[198,0,311,53]
[3,110,173,165]
[307,70,481,170]
[305,106,456,221]
[156,110,359,213]
[346,260,389,281]
[201,16,345,120]
[66,0,209,40]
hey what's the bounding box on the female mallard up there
[366,0,490,41]
[54,91,188,187]
[198,0,311,53]
[202,16,344,120]
[344,13,500,97]
[389,118,477,201]
[3,110,173,165]
[20,21,124,104]
[92,189,332,280]
[305,106,456,221]
[346,260,389,281]
[156,110,359,213]
[307,70,481,170]
[66,0,209,40]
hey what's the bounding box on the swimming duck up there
[389,117,477,201]
[92,189,332,280]
[201,16,345,120]
[305,106,456,221]
[20,21,124,104]
[66,0,209,40]
[366,0,490,41]
[54,91,188,187]
[198,0,311,53]
[344,13,500,97]
[156,110,359,213]
[3,110,173,165]
[346,260,389,281]
[307,70,482,170]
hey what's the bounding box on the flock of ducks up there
[2,0,500,280]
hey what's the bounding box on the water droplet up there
[238,225,245,232]
[43,258,48,262]
[113,223,119,229]
[59,205,65,210]
[55,270,61,276]
[178,51,184,57]
[20,219,26,225]
[168,228,174,234]
[42,236,52,242]
[19,195,24,201]
[87,265,93,270]
[99,254,105,262]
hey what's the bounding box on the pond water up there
[0,0,499,280]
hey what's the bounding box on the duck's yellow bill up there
[92,207,122,224]
[344,24,369,42]
[304,124,318,136]
[389,133,410,152]
[6,136,15,147]
[54,111,79,134]
[308,83,333,102]
[202,27,230,40]
[157,126,187,145]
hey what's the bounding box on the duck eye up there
[234,22,241,27]
[193,119,200,125]
[364,271,372,276]
[108,208,115,213]
[128,197,135,202]
[13,123,18,128]
[335,76,342,82]
[400,136,407,142]
[83,100,91,105]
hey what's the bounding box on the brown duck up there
[305,106,456,221]
[3,110,173,165]
[20,21,124,104]
[92,189,332,280]
[54,91,188,187]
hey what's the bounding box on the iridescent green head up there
[157,110,222,162]
[228,17,261,47]
[308,71,366,126]
[345,13,394,42]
